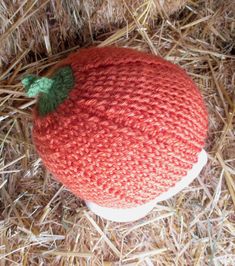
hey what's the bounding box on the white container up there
[86,149,207,222]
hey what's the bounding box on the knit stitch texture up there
[32,46,208,208]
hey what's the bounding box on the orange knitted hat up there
[22,47,208,208]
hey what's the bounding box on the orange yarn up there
[32,47,208,208]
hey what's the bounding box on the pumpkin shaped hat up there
[22,47,208,221]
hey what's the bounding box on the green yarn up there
[22,66,74,116]
[22,76,54,97]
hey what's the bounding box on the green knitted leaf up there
[22,66,74,116]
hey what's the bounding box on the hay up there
[0,0,187,67]
[0,0,235,265]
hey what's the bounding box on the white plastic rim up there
[86,149,208,222]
